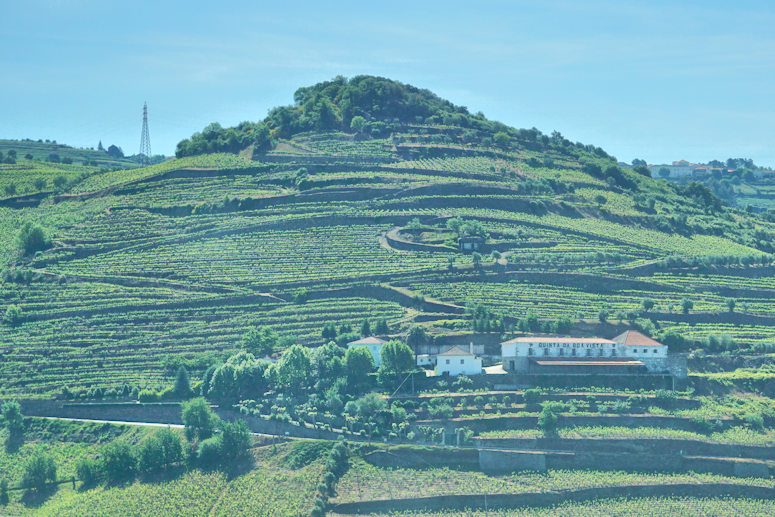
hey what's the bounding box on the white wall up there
[436,355,482,376]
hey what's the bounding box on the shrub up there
[523,388,541,405]
[220,420,252,464]
[76,457,100,487]
[743,412,764,431]
[654,389,677,408]
[197,436,223,468]
[538,402,562,437]
[138,435,165,474]
[182,397,218,442]
[137,389,160,402]
[22,453,56,491]
[0,478,7,505]
[101,440,137,483]
[3,305,22,326]
[17,222,51,255]
[1,400,24,438]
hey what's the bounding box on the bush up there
[523,388,541,405]
[197,436,223,468]
[654,389,677,408]
[182,398,218,442]
[220,420,252,464]
[17,222,51,255]
[1,400,24,438]
[101,440,137,483]
[174,366,192,398]
[138,435,165,474]
[76,457,100,487]
[22,453,56,491]
[743,412,764,431]
[0,478,7,505]
[3,305,22,326]
[157,427,184,466]
[538,402,562,437]
[137,389,160,402]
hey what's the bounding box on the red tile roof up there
[347,336,387,346]
[612,330,665,347]
[438,345,475,356]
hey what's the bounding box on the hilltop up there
[1,76,774,396]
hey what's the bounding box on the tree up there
[156,427,183,466]
[725,298,736,313]
[182,397,218,442]
[17,221,51,255]
[350,115,366,133]
[101,440,136,483]
[47,153,60,163]
[359,319,371,337]
[24,153,33,160]
[374,318,389,335]
[641,298,655,313]
[97,140,104,151]
[354,392,387,418]
[537,402,561,437]
[53,175,67,189]
[174,366,192,397]
[1,400,24,439]
[598,309,609,323]
[446,217,463,234]
[242,326,277,357]
[681,298,694,314]
[106,145,124,158]
[345,346,376,388]
[472,252,482,268]
[209,351,269,404]
[594,194,607,205]
[406,326,428,354]
[321,322,337,341]
[220,420,252,464]
[22,453,56,491]
[493,131,510,149]
[137,434,164,474]
[272,344,312,393]
[3,305,22,326]
[33,178,47,190]
[378,340,414,386]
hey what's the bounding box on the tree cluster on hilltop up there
[175,75,612,159]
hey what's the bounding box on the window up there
[586,348,592,356]
[528,348,534,356]
[571,348,576,356]
[653,349,657,354]
[446,359,450,365]
[559,348,564,356]
[460,359,464,364]
[543,348,548,356]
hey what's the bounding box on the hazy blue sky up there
[2,0,774,165]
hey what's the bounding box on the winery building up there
[500,331,684,377]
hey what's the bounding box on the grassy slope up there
[0,423,321,516]
[1,127,775,395]
[0,139,138,168]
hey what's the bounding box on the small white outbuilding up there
[435,344,483,377]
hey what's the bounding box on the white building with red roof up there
[501,331,673,375]
[435,344,483,377]
[347,336,388,367]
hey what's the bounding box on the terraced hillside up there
[2,76,775,396]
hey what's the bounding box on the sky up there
[1,0,774,166]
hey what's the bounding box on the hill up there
[0,139,152,169]
[1,76,775,396]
